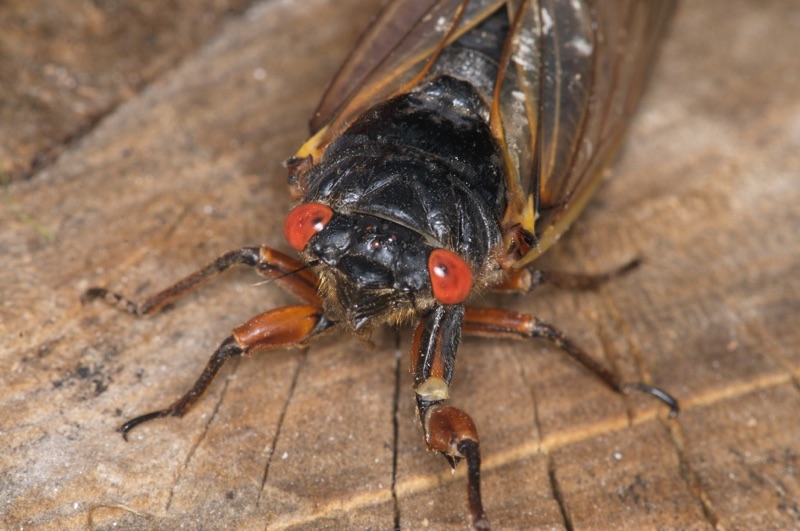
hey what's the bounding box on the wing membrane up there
[302,0,507,156]
[497,0,677,266]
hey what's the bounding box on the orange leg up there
[82,246,332,438]
[410,305,489,530]
[463,307,679,415]
[118,304,335,438]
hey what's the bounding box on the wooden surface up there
[0,0,257,183]
[2,1,799,529]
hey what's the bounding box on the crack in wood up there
[257,348,308,505]
[389,332,403,531]
[515,347,545,442]
[165,356,241,512]
[547,457,574,531]
[666,419,720,527]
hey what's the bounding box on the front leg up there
[410,305,489,530]
[81,245,335,438]
[82,245,321,315]
[120,304,336,439]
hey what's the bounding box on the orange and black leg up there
[493,257,642,293]
[410,305,489,530]
[82,246,334,437]
[119,303,335,438]
[463,307,679,415]
[82,246,321,314]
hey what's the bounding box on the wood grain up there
[2,1,799,529]
[0,0,257,183]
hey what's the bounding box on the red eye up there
[428,249,472,304]
[284,203,334,251]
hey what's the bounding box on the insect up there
[84,0,679,528]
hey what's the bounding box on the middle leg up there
[410,305,489,530]
[463,307,679,415]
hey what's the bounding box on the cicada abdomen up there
[85,1,678,529]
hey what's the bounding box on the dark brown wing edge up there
[308,0,509,134]
[310,0,439,133]
[507,0,678,268]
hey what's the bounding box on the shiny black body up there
[300,12,510,330]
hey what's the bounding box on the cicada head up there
[284,202,472,334]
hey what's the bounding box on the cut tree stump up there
[2,1,799,529]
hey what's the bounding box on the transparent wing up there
[496,0,677,267]
[299,0,507,158]
[310,0,441,133]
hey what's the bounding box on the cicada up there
[84,0,679,528]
